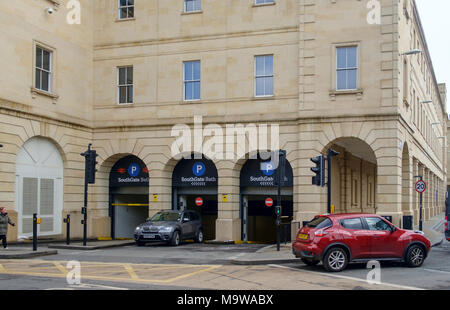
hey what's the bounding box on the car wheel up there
[170,231,181,246]
[406,244,425,268]
[136,241,145,247]
[195,230,204,243]
[301,258,319,266]
[323,247,348,272]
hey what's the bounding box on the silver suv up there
[134,210,204,246]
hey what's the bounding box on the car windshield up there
[306,216,332,229]
[150,212,181,222]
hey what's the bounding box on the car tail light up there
[445,216,448,230]
[314,230,329,237]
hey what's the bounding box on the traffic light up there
[275,206,281,216]
[311,154,325,187]
[81,146,98,184]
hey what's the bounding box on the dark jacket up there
[0,213,14,235]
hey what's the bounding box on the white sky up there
[415,0,450,112]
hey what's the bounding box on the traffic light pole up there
[82,144,91,246]
[414,175,424,232]
[81,143,98,247]
[275,150,286,252]
[326,149,339,214]
[83,169,88,246]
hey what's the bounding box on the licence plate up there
[297,234,308,240]
[143,234,156,239]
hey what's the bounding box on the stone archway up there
[16,136,64,237]
[322,137,377,214]
[401,143,412,216]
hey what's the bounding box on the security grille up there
[40,179,54,215]
[22,178,38,216]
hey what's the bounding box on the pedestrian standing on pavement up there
[0,207,15,249]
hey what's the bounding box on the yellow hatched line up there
[123,264,139,280]
[0,259,218,269]
[163,265,222,284]
[0,259,223,285]
[53,262,68,275]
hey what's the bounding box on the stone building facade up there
[0,0,446,243]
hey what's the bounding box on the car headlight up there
[159,227,173,233]
[135,226,142,232]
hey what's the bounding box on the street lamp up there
[432,122,441,126]
[401,49,422,56]
[420,100,433,104]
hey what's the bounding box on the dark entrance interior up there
[185,194,218,241]
[240,153,294,244]
[172,156,218,241]
[109,155,149,239]
[243,194,293,244]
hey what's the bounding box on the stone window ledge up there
[115,17,136,22]
[252,2,276,8]
[181,10,203,16]
[329,89,364,100]
[31,87,59,101]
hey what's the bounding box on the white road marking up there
[268,264,425,290]
[423,268,450,275]
[229,253,246,260]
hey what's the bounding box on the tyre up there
[301,258,319,266]
[136,241,145,247]
[323,247,348,272]
[405,244,426,268]
[170,231,181,246]
[195,229,204,243]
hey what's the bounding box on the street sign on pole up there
[415,180,426,194]
[414,177,425,231]
[195,197,203,207]
[265,198,274,207]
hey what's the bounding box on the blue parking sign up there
[128,163,141,177]
[261,161,275,176]
[192,162,206,177]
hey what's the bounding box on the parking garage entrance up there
[172,156,218,241]
[240,155,293,244]
[109,155,149,239]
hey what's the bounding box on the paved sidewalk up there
[48,240,135,250]
[0,247,57,259]
[414,212,445,247]
[231,243,296,265]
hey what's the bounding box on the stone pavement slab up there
[48,240,135,251]
[0,248,57,259]
[415,212,445,247]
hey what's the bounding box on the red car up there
[292,213,431,272]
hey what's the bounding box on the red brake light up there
[314,230,329,237]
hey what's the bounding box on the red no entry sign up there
[415,180,426,194]
[195,197,203,206]
[265,198,274,207]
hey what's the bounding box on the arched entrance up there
[240,153,293,244]
[109,155,149,238]
[323,137,377,214]
[172,155,218,241]
[16,137,64,237]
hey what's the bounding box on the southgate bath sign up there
[240,157,293,188]
[173,159,218,188]
[110,156,149,187]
